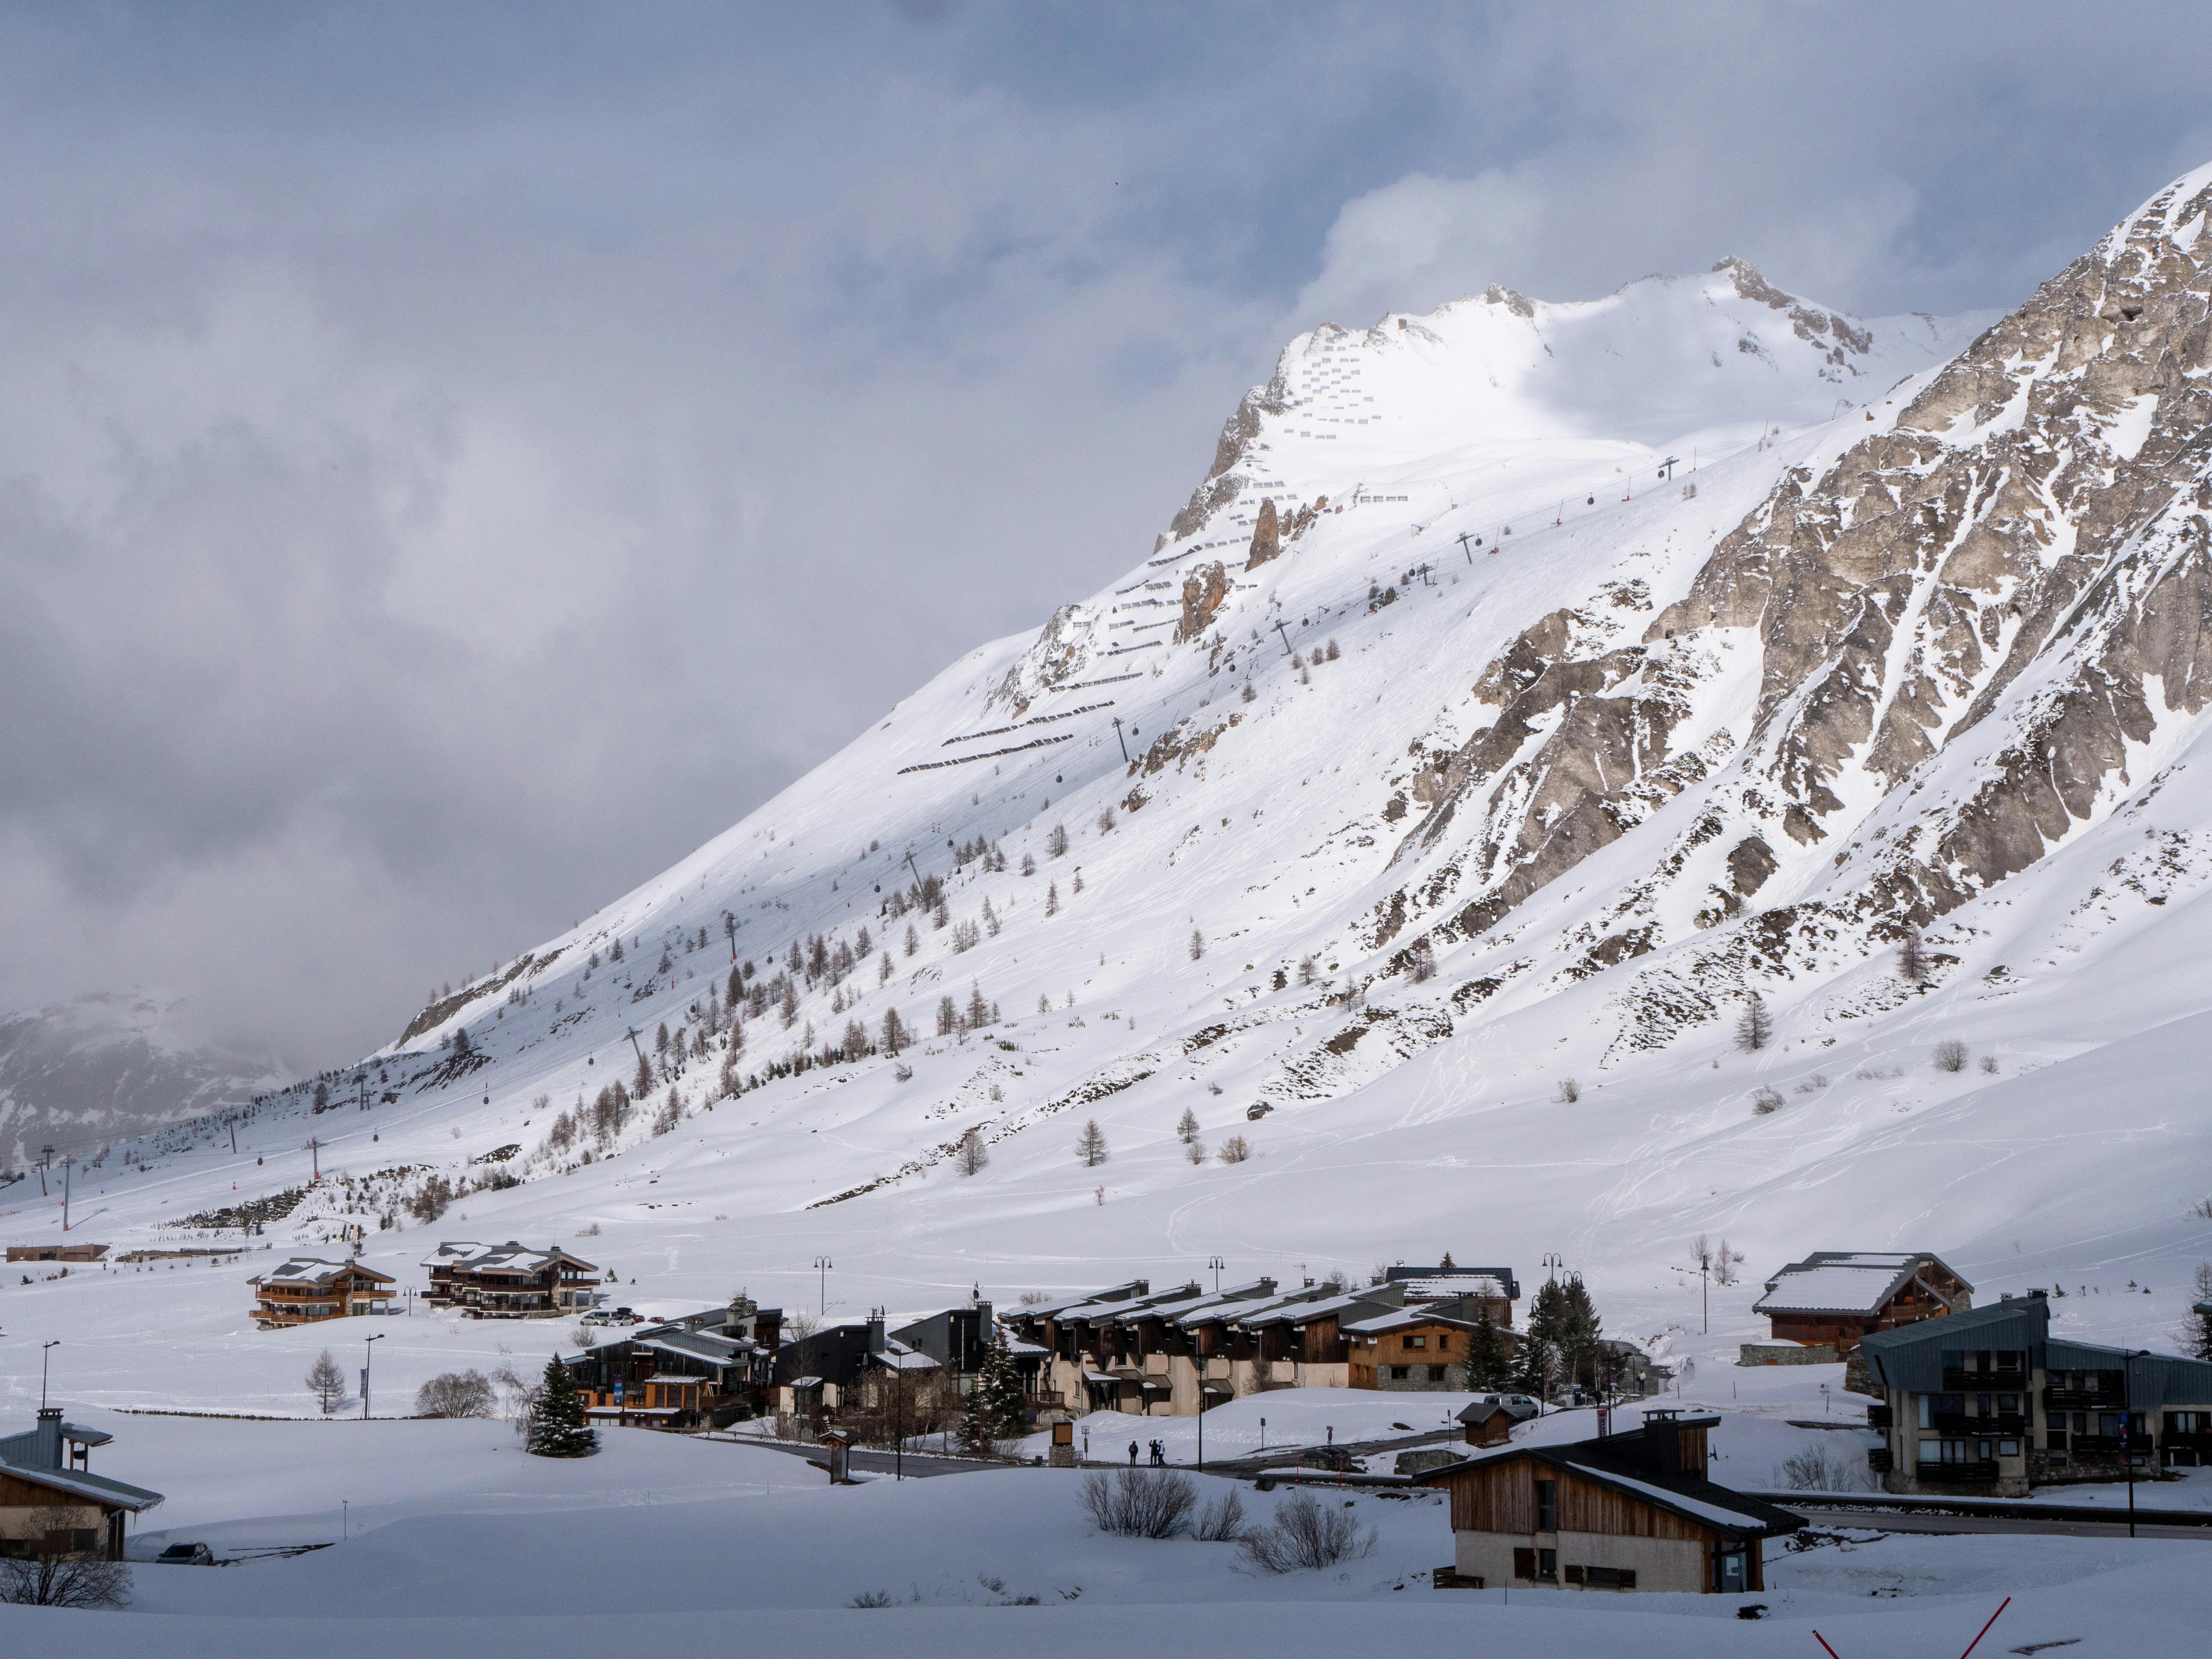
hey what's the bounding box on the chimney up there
[867,1310,886,1355]
[2028,1288,2048,1300]
[29,1407,63,1471]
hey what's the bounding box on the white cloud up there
[1296,169,1545,328]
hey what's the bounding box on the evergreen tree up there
[633,1051,653,1097]
[1462,1311,1510,1390]
[2191,1262,2212,1362]
[961,1328,1026,1455]
[527,1356,597,1458]
[1898,924,1929,984]
[1176,1107,1200,1143]
[1076,1119,1109,1167]
[1556,1275,1604,1392]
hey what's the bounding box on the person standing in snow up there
[1128,1440,1139,1467]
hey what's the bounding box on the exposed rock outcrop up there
[1246,498,1281,569]
[1178,562,1228,641]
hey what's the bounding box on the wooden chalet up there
[420,1240,601,1318]
[1749,1251,1971,1363]
[565,1295,781,1428]
[248,1255,396,1327]
[7,1243,110,1263]
[1414,1411,1802,1594]
[1345,1296,1519,1391]
[0,1409,163,1561]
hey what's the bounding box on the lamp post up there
[1206,1256,1225,1294]
[814,1256,833,1316]
[40,1340,58,1408]
[362,1332,384,1420]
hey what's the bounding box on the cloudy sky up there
[4,2,2209,1069]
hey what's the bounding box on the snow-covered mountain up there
[12,166,2212,1411]
[0,992,285,1175]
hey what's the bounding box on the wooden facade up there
[248,1257,396,1327]
[1756,1252,1972,1355]
[1417,1415,1800,1595]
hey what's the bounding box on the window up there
[1406,1334,1426,1350]
[1390,1365,1410,1380]
[1999,1440,2020,1457]
[1538,1548,1557,1580]
[1513,1547,1536,1580]
[1917,1395,1932,1429]
[1537,1479,1557,1533]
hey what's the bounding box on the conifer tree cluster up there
[959,1329,1028,1455]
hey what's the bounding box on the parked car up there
[1475,1392,1542,1421]
[1297,1444,1362,1472]
[156,1543,216,1566]
[579,1309,623,1326]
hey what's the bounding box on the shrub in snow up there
[1751,1087,1784,1115]
[1237,1491,1375,1572]
[0,1539,130,1607]
[415,1369,495,1418]
[1775,1441,1873,1493]
[1082,1469,1196,1539]
[1554,1077,1578,1104]
[1933,1039,1968,1072]
[1195,1487,1247,1542]
[1217,1135,1250,1164]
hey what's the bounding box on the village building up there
[6,1243,110,1263]
[1005,1275,1428,1415]
[0,1409,164,1561]
[1860,1292,2212,1496]
[1346,1296,1519,1391]
[767,1309,1025,1432]
[247,1256,397,1327]
[1413,1410,1802,1593]
[1746,1251,1971,1373]
[419,1240,601,1317]
[1384,1263,1520,1324]
[564,1295,782,1429]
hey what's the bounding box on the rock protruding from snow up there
[1245,498,1281,570]
[1179,562,1228,641]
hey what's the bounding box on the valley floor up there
[3,1376,2202,1656]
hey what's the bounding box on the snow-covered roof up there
[1241,1289,1392,1327]
[1392,1273,1507,1302]
[1343,1304,1491,1336]
[1754,1252,1969,1316]
[419,1239,599,1276]
[1014,1281,1150,1319]
[250,1255,393,1288]
[0,1454,164,1513]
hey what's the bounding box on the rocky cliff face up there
[1374,164,2212,1021]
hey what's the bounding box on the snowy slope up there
[8,173,2212,1420]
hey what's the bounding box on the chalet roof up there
[1412,1432,1802,1540]
[419,1240,599,1276]
[632,1332,753,1368]
[1014,1281,1149,1319]
[1241,1288,1399,1328]
[1754,1252,1969,1317]
[1344,1303,1493,1336]
[1059,1284,1204,1324]
[0,1460,165,1513]
[1173,1288,1317,1328]
[0,1416,111,1467]
[866,1340,940,1371]
[1455,1401,1516,1424]
[249,1255,396,1289]
[1386,1264,1521,1301]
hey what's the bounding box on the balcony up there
[1865,1405,1892,1429]
[1866,1448,1892,1473]
[2043,1388,2109,1411]
[1943,1368,2025,1392]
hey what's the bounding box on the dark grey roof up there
[0,1462,165,1512]
[1754,1251,1970,1317]
[1862,1296,2212,1407]
[1412,1432,1802,1539]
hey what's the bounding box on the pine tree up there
[1189,928,1205,960]
[1076,1119,1108,1167]
[527,1356,597,1458]
[881,1007,909,1056]
[961,1328,1025,1455]
[1045,882,1060,917]
[632,1051,653,1097]
[966,981,990,1029]
[1734,991,1773,1052]
[956,1127,988,1175]
[1557,1275,1604,1391]
[1462,1311,1510,1390]
[904,923,920,957]
[1176,1106,1200,1143]
[2190,1262,2212,1362]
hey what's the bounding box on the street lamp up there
[1206,1256,1225,1294]
[40,1341,58,1409]
[363,1333,384,1420]
[814,1256,833,1316]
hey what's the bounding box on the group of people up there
[1127,1438,1169,1467]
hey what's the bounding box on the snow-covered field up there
[3,1392,2207,1656]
